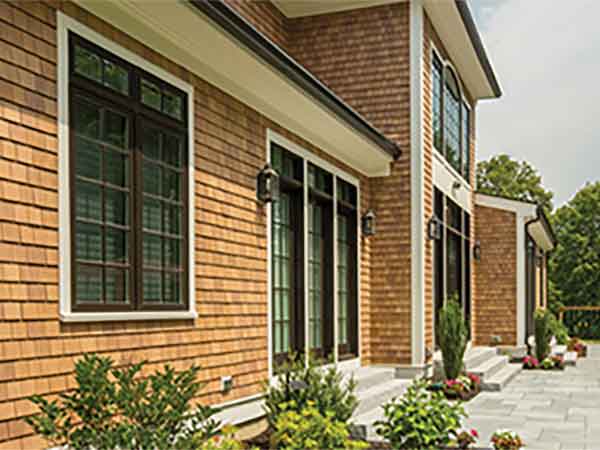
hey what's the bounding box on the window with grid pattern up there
[69,33,188,312]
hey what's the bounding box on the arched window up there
[431,53,471,183]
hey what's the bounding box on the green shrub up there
[534,309,552,361]
[25,354,219,450]
[375,379,466,450]
[272,401,367,450]
[548,313,569,345]
[263,355,358,428]
[198,426,250,450]
[437,296,468,380]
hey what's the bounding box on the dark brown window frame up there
[431,51,472,184]
[68,32,190,313]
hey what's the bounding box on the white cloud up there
[473,0,600,206]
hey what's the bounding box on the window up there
[69,33,189,313]
[270,139,359,369]
[433,189,472,337]
[431,51,471,183]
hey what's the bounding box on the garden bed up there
[426,373,482,402]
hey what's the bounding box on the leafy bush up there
[375,379,466,450]
[452,429,479,449]
[437,296,468,380]
[263,355,358,428]
[25,354,219,450]
[272,401,367,450]
[198,426,249,450]
[534,309,552,361]
[548,313,569,345]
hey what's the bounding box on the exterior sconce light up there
[361,210,376,237]
[256,163,280,203]
[427,217,442,241]
[452,180,461,191]
[473,240,482,261]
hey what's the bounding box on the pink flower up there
[470,429,479,438]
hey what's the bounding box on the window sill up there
[59,310,198,323]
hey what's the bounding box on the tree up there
[476,154,554,213]
[549,182,600,338]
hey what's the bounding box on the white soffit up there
[75,0,393,176]
[423,0,495,100]
[272,0,403,18]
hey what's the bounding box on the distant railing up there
[558,305,600,323]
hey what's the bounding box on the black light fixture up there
[361,210,376,237]
[473,240,482,261]
[427,217,442,241]
[256,163,280,203]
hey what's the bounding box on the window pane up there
[76,264,102,303]
[105,189,128,225]
[162,169,180,201]
[143,162,161,196]
[73,99,100,139]
[75,137,101,180]
[164,273,181,304]
[141,79,161,111]
[143,233,162,267]
[444,79,461,172]
[143,197,162,231]
[105,228,127,263]
[143,270,162,303]
[105,151,129,187]
[103,59,129,94]
[104,110,128,148]
[76,222,102,261]
[461,104,470,180]
[75,181,102,221]
[74,46,102,83]
[163,91,183,120]
[164,134,182,167]
[105,268,128,303]
[432,55,443,151]
[164,204,181,235]
[142,127,161,161]
[164,238,181,269]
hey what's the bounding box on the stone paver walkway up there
[465,345,600,450]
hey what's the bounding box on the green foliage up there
[549,182,600,339]
[198,426,250,450]
[272,401,367,450]
[476,154,554,213]
[263,355,358,428]
[375,379,466,450]
[547,312,570,345]
[25,354,219,450]
[534,309,552,361]
[437,296,468,380]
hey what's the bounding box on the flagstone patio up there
[464,345,600,450]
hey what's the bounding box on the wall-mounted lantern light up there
[427,217,442,241]
[473,240,482,261]
[256,163,280,203]
[361,210,376,237]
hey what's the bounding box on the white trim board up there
[266,129,362,380]
[409,0,426,367]
[57,12,196,322]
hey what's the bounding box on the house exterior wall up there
[224,0,289,50]
[281,4,413,365]
[422,13,477,352]
[0,2,375,448]
[473,205,518,346]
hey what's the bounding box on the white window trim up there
[266,129,361,380]
[57,12,196,322]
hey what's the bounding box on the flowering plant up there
[491,429,523,450]
[551,354,565,370]
[522,355,539,369]
[540,357,555,370]
[444,378,467,394]
[453,428,479,449]
[466,373,481,389]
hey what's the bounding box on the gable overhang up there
[424,0,502,100]
[475,193,556,252]
[272,0,400,17]
[73,0,398,177]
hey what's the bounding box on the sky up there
[470,0,600,207]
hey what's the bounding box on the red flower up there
[470,429,479,438]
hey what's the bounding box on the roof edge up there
[454,0,502,98]
[188,0,401,159]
